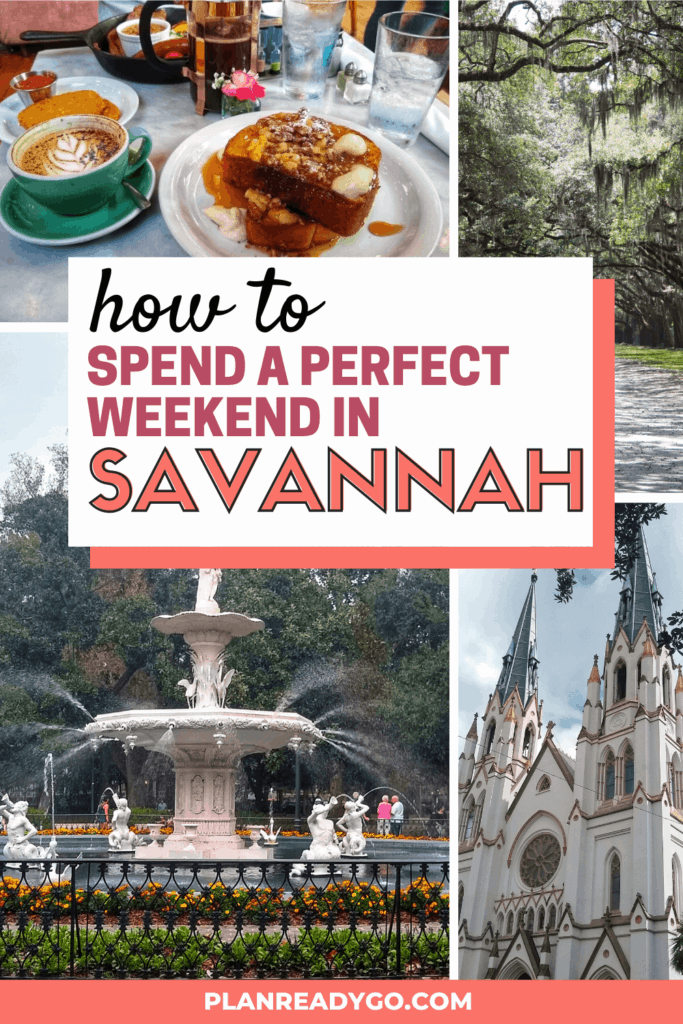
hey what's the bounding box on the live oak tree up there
[459,0,683,340]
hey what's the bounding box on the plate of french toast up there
[158,108,443,257]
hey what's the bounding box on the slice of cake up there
[222,109,381,238]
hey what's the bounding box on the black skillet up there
[20,10,189,86]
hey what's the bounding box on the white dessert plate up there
[158,110,444,257]
[0,77,139,144]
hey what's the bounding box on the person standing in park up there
[377,795,391,834]
[101,798,110,826]
[390,795,404,836]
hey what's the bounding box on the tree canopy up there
[459,0,683,343]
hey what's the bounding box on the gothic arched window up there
[664,668,671,708]
[605,750,616,800]
[623,746,634,795]
[506,911,514,935]
[610,854,621,912]
[484,722,496,756]
[537,906,545,931]
[458,884,464,920]
[673,857,682,909]
[537,775,550,792]
[615,663,627,703]
[548,905,557,930]
[670,755,682,809]
[461,801,476,842]
[526,908,534,932]
[517,909,526,931]
[522,725,533,760]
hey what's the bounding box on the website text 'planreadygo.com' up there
[205,991,471,1011]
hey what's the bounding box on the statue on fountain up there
[108,794,140,852]
[0,794,43,859]
[195,568,222,614]
[337,796,370,856]
[298,796,341,864]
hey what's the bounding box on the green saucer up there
[0,161,154,246]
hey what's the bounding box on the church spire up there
[613,526,663,643]
[495,571,539,706]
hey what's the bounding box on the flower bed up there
[0,877,448,923]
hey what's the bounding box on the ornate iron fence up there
[0,858,449,979]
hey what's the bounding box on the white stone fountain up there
[85,570,322,860]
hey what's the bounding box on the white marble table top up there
[0,40,449,323]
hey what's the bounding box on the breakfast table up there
[0,34,449,322]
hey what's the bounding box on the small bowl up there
[10,70,57,108]
[116,17,170,58]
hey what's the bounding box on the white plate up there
[158,110,443,257]
[0,77,139,145]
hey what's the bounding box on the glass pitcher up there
[139,1,261,114]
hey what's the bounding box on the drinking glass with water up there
[368,11,449,148]
[282,0,347,102]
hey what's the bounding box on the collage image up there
[0,0,453,1007]
[458,0,683,987]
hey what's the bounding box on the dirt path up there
[616,358,683,492]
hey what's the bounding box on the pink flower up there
[222,70,266,101]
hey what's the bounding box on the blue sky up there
[458,504,683,760]
[0,333,68,493]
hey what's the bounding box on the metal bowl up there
[10,70,58,108]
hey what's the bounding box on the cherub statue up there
[0,794,43,859]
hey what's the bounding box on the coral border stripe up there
[90,281,615,570]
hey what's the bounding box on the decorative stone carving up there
[191,775,205,814]
[213,775,225,814]
[607,713,626,732]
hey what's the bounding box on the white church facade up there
[458,530,683,980]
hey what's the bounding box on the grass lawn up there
[616,345,683,371]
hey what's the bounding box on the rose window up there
[519,833,561,888]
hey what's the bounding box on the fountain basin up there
[85,708,322,860]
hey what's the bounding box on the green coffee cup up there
[7,115,152,216]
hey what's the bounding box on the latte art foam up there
[18,128,121,177]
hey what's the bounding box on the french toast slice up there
[222,109,381,237]
[244,189,339,252]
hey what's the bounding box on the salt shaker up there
[327,32,344,78]
[344,69,371,105]
[337,61,357,93]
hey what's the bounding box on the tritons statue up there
[0,794,43,859]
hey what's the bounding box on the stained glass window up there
[519,833,562,888]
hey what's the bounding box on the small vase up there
[222,95,261,118]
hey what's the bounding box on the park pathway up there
[616,358,683,492]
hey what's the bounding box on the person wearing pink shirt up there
[377,795,391,834]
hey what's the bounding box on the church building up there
[458,529,683,979]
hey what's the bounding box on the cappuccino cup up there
[8,115,152,216]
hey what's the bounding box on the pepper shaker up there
[344,69,371,105]
[337,61,357,93]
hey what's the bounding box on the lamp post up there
[289,736,302,830]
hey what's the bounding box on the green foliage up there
[459,1,683,336]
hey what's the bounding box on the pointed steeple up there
[613,527,663,643]
[495,571,539,705]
